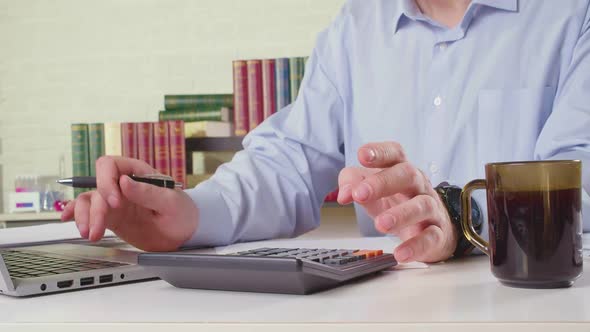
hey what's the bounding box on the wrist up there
[434,182,483,258]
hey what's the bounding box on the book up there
[71,123,90,198]
[262,59,276,119]
[87,123,105,177]
[232,60,249,136]
[184,121,234,138]
[153,122,171,176]
[168,120,186,187]
[158,108,232,122]
[137,122,154,167]
[104,122,122,156]
[164,94,233,110]
[289,57,305,103]
[275,58,291,112]
[247,60,264,130]
[121,123,138,159]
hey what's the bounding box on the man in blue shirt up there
[62,0,590,263]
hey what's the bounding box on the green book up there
[158,107,232,122]
[88,123,105,176]
[289,57,306,103]
[164,94,234,110]
[71,123,90,198]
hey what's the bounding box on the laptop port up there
[57,280,74,289]
[80,277,94,286]
[99,274,113,284]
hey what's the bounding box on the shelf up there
[185,136,244,152]
[0,212,61,223]
[185,136,244,174]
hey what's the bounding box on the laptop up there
[0,237,157,297]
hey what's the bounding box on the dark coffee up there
[487,188,583,288]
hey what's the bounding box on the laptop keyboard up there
[1,249,128,279]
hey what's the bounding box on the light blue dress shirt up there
[185,0,590,247]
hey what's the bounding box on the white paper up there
[0,222,114,247]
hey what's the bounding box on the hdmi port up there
[99,274,113,284]
[57,280,74,289]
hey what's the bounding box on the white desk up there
[2,206,590,331]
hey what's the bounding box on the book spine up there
[247,60,264,130]
[121,122,138,159]
[71,123,90,198]
[103,122,122,156]
[262,59,276,119]
[154,121,171,176]
[137,122,155,167]
[168,120,186,187]
[232,60,249,136]
[158,109,225,122]
[275,58,291,112]
[289,57,305,103]
[164,94,234,110]
[87,123,105,177]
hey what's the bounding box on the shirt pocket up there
[476,86,555,164]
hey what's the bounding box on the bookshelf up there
[185,136,244,174]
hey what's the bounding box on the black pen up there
[56,174,183,189]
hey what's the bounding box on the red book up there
[121,122,138,159]
[137,122,154,167]
[154,121,171,176]
[247,60,264,130]
[262,59,276,120]
[167,120,186,187]
[232,60,249,136]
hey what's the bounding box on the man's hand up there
[60,156,199,252]
[337,142,458,263]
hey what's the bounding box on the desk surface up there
[2,206,590,331]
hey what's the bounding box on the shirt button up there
[433,96,442,107]
[429,163,439,174]
[439,42,448,51]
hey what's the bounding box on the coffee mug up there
[461,160,583,288]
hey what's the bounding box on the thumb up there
[119,175,178,214]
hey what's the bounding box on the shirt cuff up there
[181,179,234,249]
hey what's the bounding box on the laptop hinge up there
[0,253,15,292]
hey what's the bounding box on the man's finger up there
[88,191,109,242]
[61,200,75,221]
[352,162,428,203]
[337,167,377,205]
[73,192,92,239]
[119,175,179,214]
[95,156,155,209]
[357,141,407,168]
[374,195,440,234]
[394,224,445,263]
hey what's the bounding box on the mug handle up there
[460,179,490,256]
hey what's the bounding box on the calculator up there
[138,247,397,294]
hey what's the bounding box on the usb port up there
[57,280,74,289]
[80,277,94,286]
[99,274,113,284]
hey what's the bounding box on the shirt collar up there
[472,0,518,12]
[393,0,518,34]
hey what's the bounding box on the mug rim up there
[486,159,581,167]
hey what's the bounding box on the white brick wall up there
[0,0,346,212]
